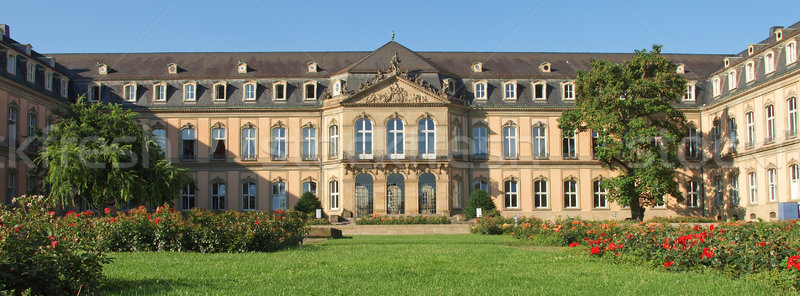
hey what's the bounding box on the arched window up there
[328,125,339,159]
[788,97,797,137]
[712,78,721,97]
[687,180,700,208]
[764,52,775,74]
[786,41,797,65]
[271,181,286,210]
[728,70,737,90]
[243,181,257,211]
[563,179,578,208]
[211,181,226,210]
[355,118,373,159]
[419,173,436,214]
[418,118,436,159]
[181,127,196,161]
[766,105,775,143]
[387,118,404,158]
[502,125,517,159]
[473,178,489,195]
[355,174,373,217]
[329,180,339,210]
[123,83,137,102]
[593,180,607,208]
[504,179,519,209]
[180,183,195,210]
[302,126,317,160]
[387,173,405,214]
[302,180,317,195]
[533,179,548,208]
[213,82,227,101]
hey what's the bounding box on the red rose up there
[664,261,674,267]
[104,207,111,214]
[51,240,58,249]
[590,246,600,255]
[570,242,580,248]
[155,218,161,224]
[757,242,766,247]
[701,247,713,259]
[49,211,55,216]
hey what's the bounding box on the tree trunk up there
[629,196,646,221]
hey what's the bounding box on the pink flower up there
[104,207,111,214]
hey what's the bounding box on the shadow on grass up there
[101,278,183,295]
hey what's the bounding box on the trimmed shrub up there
[294,191,322,215]
[356,215,451,225]
[463,189,495,220]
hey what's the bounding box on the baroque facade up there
[2,22,799,221]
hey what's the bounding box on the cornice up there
[703,65,800,111]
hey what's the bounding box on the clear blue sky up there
[2,0,799,54]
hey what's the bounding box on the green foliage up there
[558,45,688,221]
[36,96,193,209]
[648,216,717,223]
[294,191,322,215]
[356,214,451,225]
[0,196,109,295]
[463,189,495,220]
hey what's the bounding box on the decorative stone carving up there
[362,83,427,104]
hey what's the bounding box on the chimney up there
[0,24,9,40]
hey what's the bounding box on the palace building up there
[2,21,799,221]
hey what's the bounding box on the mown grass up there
[102,234,790,295]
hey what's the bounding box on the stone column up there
[405,172,419,214]
[373,170,387,215]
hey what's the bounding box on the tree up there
[464,189,495,220]
[294,191,322,215]
[558,45,688,221]
[37,96,193,209]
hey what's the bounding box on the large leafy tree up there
[558,45,688,221]
[37,97,193,208]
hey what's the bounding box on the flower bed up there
[496,218,800,291]
[356,214,451,225]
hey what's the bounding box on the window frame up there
[562,130,577,159]
[211,127,227,161]
[562,81,575,100]
[593,179,607,209]
[473,81,487,101]
[767,168,777,202]
[6,53,16,75]
[271,126,287,160]
[44,71,53,91]
[26,61,35,83]
[183,82,197,101]
[788,97,797,138]
[60,78,69,98]
[213,81,227,101]
[683,82,696,101]
[153,82,167,102]
[504,179,519,209]
[243,81,257,101]
[748,172,757,204]
[502,81,517,101]
[766,105,775,143]
[764,51,776,74]
[727,69,737,91]
[303,81,317,101]
[8,106,17,147]
[712,78,721,97]
[242,181,257,211]
[241,126,257,161]
[418,118,436,159]
[152,127,167,155]
[328,124,339,159]
[302,126,317,160]
[532,124,547,159]
[745,61,755,83]
[87,83,101,102]
[786,41,797,65]
[211,181,226,210]
[687,180,700,208]
[532,80,547,100]
[181,127,197,161]
[790,164,799,201]
[502,124,518,159]
[534,179,548,209]
[123,82,137,102]
[329,180,339,210]
[273,81,287,101]
[180,183,196,210]
[746,111,755,148]
[387,118,405,159]
[355,118,373,159]
[563,179,578,209]
[472,125,488,159]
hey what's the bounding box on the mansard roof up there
[49,41,727,81]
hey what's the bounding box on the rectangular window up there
[788,97,797,138]
[791,165,799,201]
[504,82,516,100]
[6,54,15,74]
[768,169,777,202]
[243,182,257,211]
[730,175,739,206]
[241,128,257,160]
[474,82,486,100]
[303,181,317,195]
[329,181,339,210]
[211,128,226,160]
[564,180,578,208]
[6,172,16,203]
[502,126,517,159]
[593,180,607,208]
[687,181,700,208]
[452,181,463,209]
[154,84,166,102]
[214,84,226,101]
[766,105,775,143]
[88,85,101,102]
[328,125,339,158]
[355,119,373,159]
[591,131,600,159]
[746,112,755,148]
[684,84,695,101]
[61,79,69,98]
[712,78,721,97]
[728,118,737,153]
[124,84,136,102]
[8,107,17,147]
[745,62,755,82]
[271,182,286,210]
[712,121,721,154]
[45,72,53,91]
[728,70,737,90]
[181,128,196,161]
[765,53,775,74]
[472,126,488,159]
[533,125,547,159]
[26,175,36,194]
[211,182,226,210]
[274,83,286,100]
[714,177,723,207]
[418,119,436,159]
[303,127,317,160]
[474,180,489,195]
[563,83,575,100]
[504,180,518,209]
[562,131,577,159]
[26,63,35,83]
[181,184,195,210]
[304,83,316,100]
[244,83,256,101]
[787,42,797,64]
[533,82,546,100]
[453,125,463,158]
[748,172,757,204]
[271,127,287,160]
[534,180,548,208]
[183,83,196,101]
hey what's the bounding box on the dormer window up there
[473,81,487,101]
[787,41,797,65]
[443,78,455,94]
[676,64,685,74]
[97,63,108,75]
[168,63,178,74]
[213,82,227,101]
[532,81,547,100]
[26,62,35,83]
[683,82,696,101]
[243,81,257,101]
[273,81,287,101]
[60,78,68,98]
[183,81,196,101]
[712,77,721,97]
[307,62,318,73]
[764,51,775,74]
[562,81,575,100]
[503,81,517,100]
[303,81,317,100]
[539,62,551,73]
[237,62,248,74]
[745,61,755,83]
[6,53,15,74]
[472,62,482,73]
[44,71,53,91]
[776,29,783,41]
[727,70,737,90]
[748,45,755,56]
[87,84,101,102]
[123,82,137,102]
[333,79,342,96]
[153,82,167,102]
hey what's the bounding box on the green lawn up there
[102,234,788,295]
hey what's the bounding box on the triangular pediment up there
[342,75,449,105]
[340,41,440,74]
